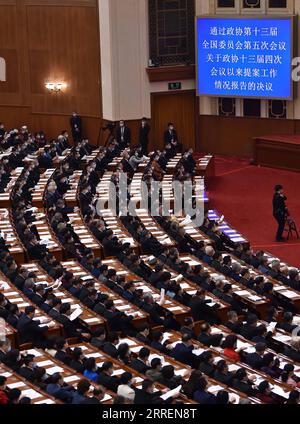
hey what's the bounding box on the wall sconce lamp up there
[45,82,67,92]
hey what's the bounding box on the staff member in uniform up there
[273,184,287,242]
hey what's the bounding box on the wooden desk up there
[67,211,103,258]
[163,329,294,403]
[30,209,62,261]
[64,170,82,207]
[0,272,62,340]
[179,254,270,321]
[208,210,249,246]
[4,321,16,348]
[165,154,183,175]
[254,135,300,173]
[68,342,190,403]
[102,258,190,325]
[135,209,175,249]
[32,169,56,208]
[0,209,25,264]
[61,260,148,328]
[196,155,215,188]
[0,363,59,404]
[21,263,105,333]
[141,254,230,323]
[0,167,24,208]
[23,347,113,403]
[119,335,252,403]
[223,253,300,314]
[98,208,139,255]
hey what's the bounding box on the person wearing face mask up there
[117,372,135,402]
[139,117,150,155]
[164,122,178,145]
[129,149,148,172]
[0,293,11,319]
[273,184,288,242]
[116,120,131,150]
[19,354,37,382]
[70,112,82,143]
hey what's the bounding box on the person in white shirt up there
[117,372,135,401]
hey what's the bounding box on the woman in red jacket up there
[222,334,242,362]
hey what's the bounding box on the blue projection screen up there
[196,17,294,99]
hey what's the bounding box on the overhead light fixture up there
[45,82,67,92]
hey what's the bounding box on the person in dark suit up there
[135,324,151,345]
[0,293,10,319]
[56,303,91,340]
[157,365,183,389]
[18,355,37,382]
[80,388,105,404]
[16,306,49,347]
[232,368,257,396]
[46,373,74,403]
[97,362,120,392]
[164,123,178,145]
[213,360,233,386]
[130,347,151,374]
[245,343,267,370]
[134,380,162,404]
[138,118,150,155]
[224,310,242,334]
[171,334,200,368]
[180,317,198,339]
[239,314,260,340]
[190,290,220,324]
[193,376,216,404]
[54,338,72,366]
[102,332,119,358]
[116,120,131,149]
[70,112,82,143]
[273,184,288,242]
[276,311,298,333]
[198,323,223,347]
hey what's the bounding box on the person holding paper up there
[17,306,49,347]
[192,376,216,404]
[56,303,91,340]
[134,380,163,404]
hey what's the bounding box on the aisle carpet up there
[206,156,300,268]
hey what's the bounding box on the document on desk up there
[118,338,136,346]
[248,295,262,302]
[192,348,205,356]
[271,385,289,399]
[64,375,80,383]
[267,322,277,332]
[69,308,83,321]
[46,366,64,375]
[21,389,42,399]
[280,290,299,299]
[161,333,173,344]
[8,381,26,389]
[207,385,224,394]
[160,385,182,400]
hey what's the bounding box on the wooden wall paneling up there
[24,0,96,6]
[0,4,21,104]
[0,0,102,145]
[151,90,197,151]
[197,115,296,158]
[26,4,101,116]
